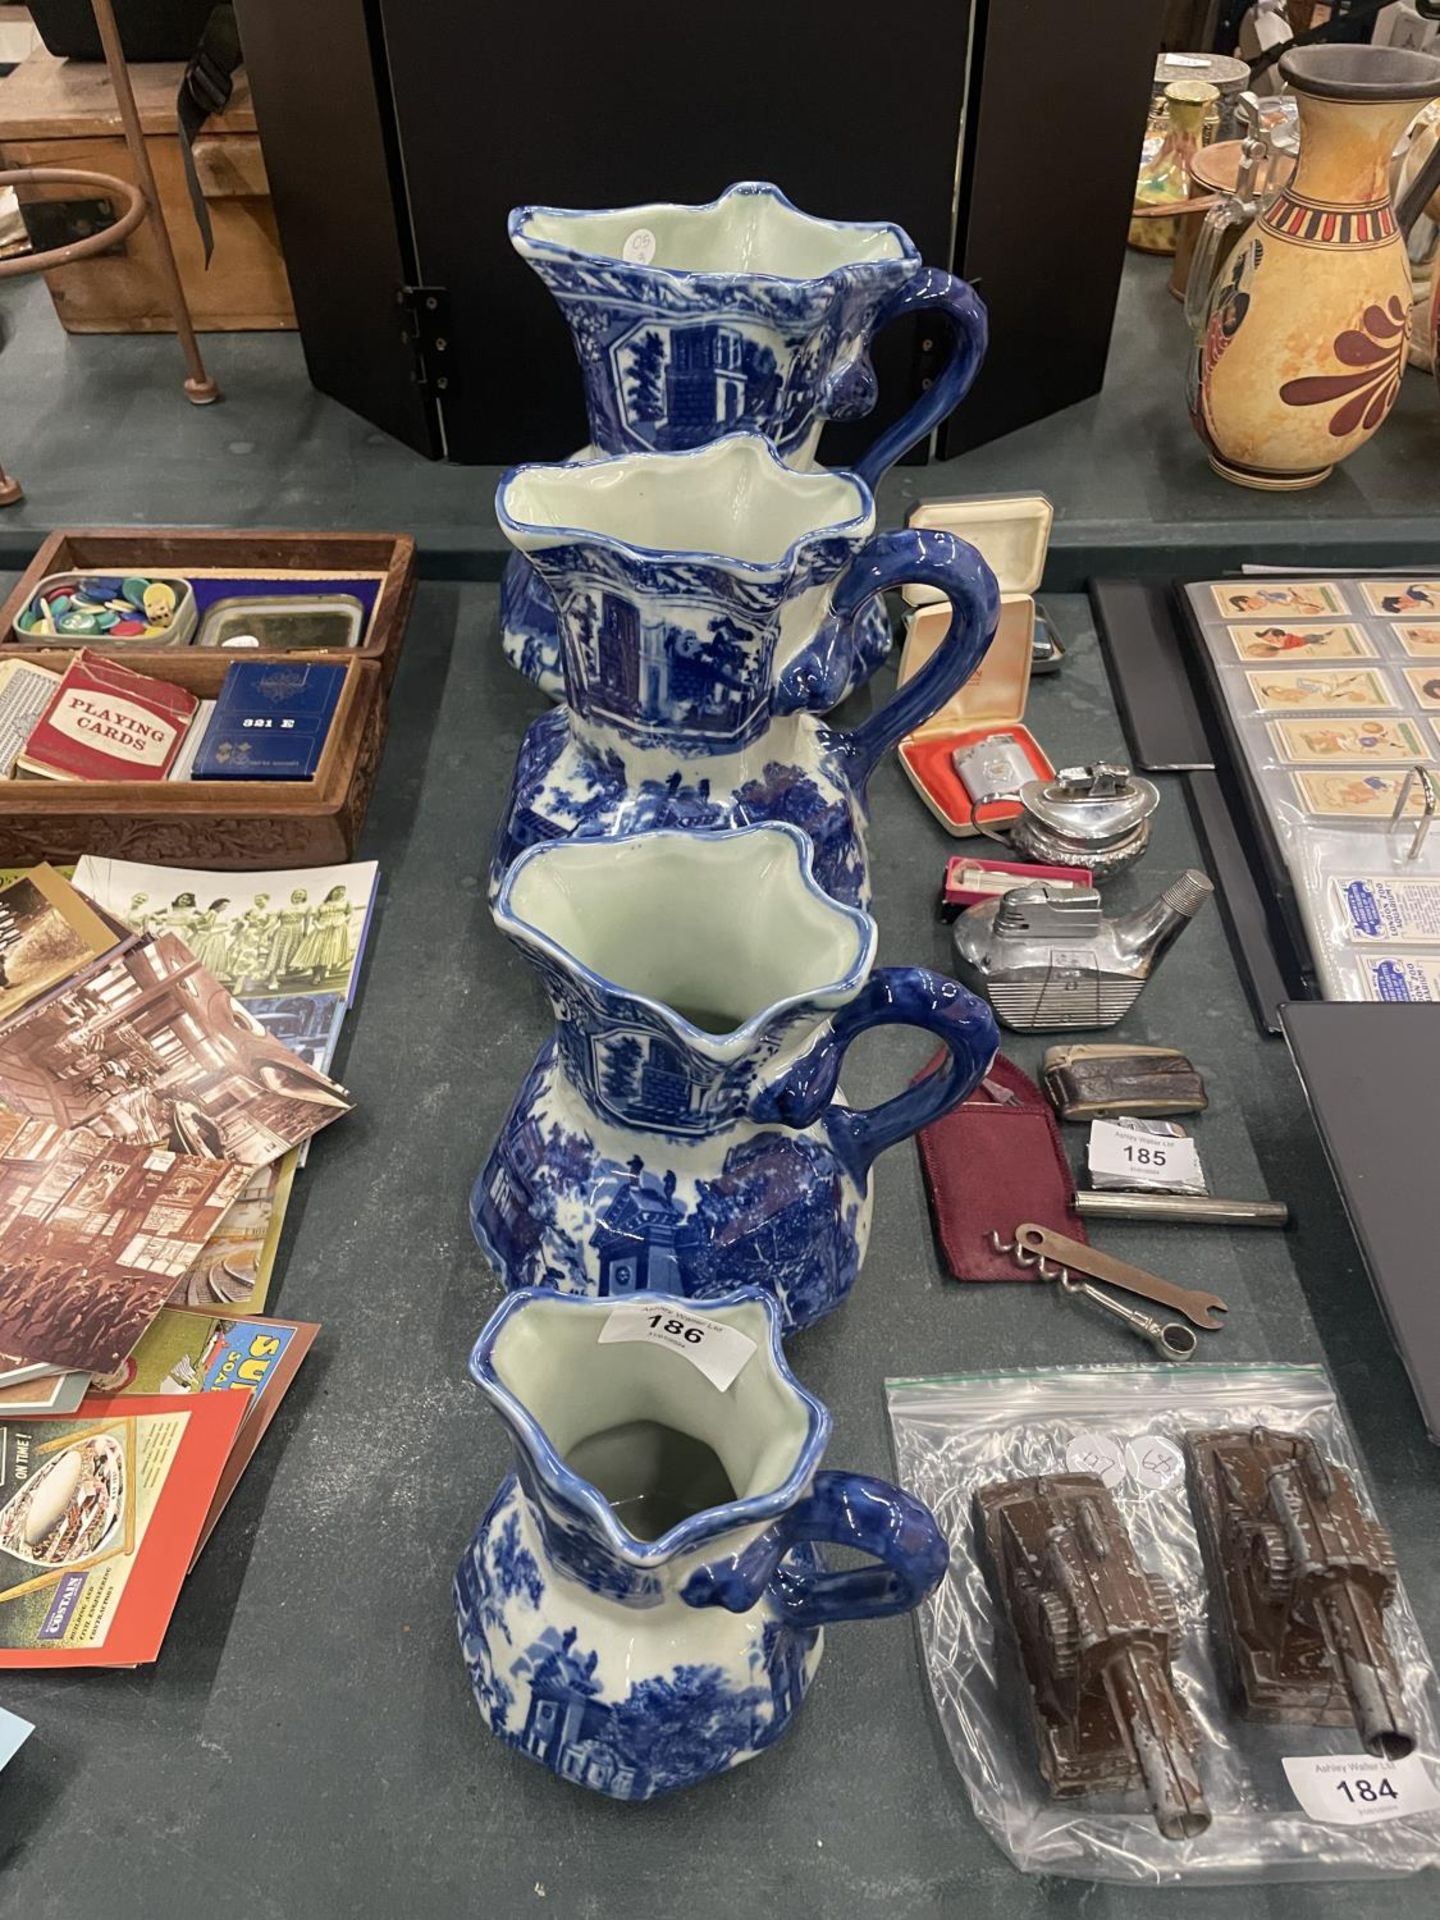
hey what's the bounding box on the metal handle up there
[1075,1191,1290,1227]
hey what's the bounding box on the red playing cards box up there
[15,651,198,782]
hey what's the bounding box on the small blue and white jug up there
[455,1287,949,1799]
[489,433,999,910]
[473,823,997,1332]
[502,180,988,700]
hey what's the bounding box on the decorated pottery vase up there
[488,433,1000,911]
[1130,80,1219,257]
[1191,44,1440,490]
[455,1287,949,1799]
[471,825,997,1333]
[502,180,988,700]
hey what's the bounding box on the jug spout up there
[1110,871,1216,973]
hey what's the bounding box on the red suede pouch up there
[915,1051,1087,1281]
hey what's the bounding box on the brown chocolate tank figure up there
[1185,1426,1414,1760]
[975,1473,1211,1840]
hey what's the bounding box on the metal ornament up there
[1009,764,1161,876]
[950,872,1214,1031]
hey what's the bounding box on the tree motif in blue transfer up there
[492,1511,544,1622]
[740,339,781,423]
[625,329,666,421]
[600,1034,643,1104]
[693,1134,861,1325]
[606,1663,769,1791]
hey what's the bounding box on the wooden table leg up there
[90,0,220,404]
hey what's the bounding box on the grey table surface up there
[4,251,1440,581]
[1,583,1436,1916]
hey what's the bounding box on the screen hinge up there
[396,284,451,391]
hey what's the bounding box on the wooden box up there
[0,528,417,690]
[0,48,294,332]
[0,651,387,869]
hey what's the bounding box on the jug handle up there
[750,965,998,1182]
[681,1470,949,1628]
[827,528,1000,795]
[850,270,989,490]
[1397,130,1440,240]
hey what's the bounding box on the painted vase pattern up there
[489,435,1000,912]
[472,825,998,1334]
[502,181,988,699]
[1192,45,1440,489]
[455,1288,950,1798]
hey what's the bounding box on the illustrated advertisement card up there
[1225,623,1374,662]
[1268,718,1430,763]
[72,856,379,1004]
[0,933,352,1167]
[1245,668,1396,712]
[1292,770,1430,820]
[0,1119,250,1373]
[1394,623,1440,657]
[1404,667,1440,709]
[0,1393,246,1667]
[0,865,120,1029]
[1357,581,1440,617]
[1332,876,1440,946]
[88,1305,317,1558]
[1359,954,1440,1002]
[172,1150,296,1315]
[1210,582,1347,620]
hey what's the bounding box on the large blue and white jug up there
[489,433,999,911]
[455,1287,949,1799]
[503,181,988,700]
[472,823,997,1333]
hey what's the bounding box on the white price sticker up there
[598,1303,756,1390]
[1087,1118,1206,1194]
[1063,1430,1126,1489]
[1282,1753,1440,1826]
[622,226,657,265]
[1124,1434,1184,1491]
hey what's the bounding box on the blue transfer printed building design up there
[665,323,747,445]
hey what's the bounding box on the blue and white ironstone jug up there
[472,824,998,1333]
[455,1287,949,1799]
[502,181,989,700]
[489,433,1000,910]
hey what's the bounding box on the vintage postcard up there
[239,991,346,1074]
[0,864,120,1028]
[72,855,379,1004]
[1332,875,1440,946]
[1403,667,1440,709]
[0,1121,250,1374]
[0,1393,246,1668]
[1358,954,1440,1002]
[1357,581,1440,617]
[1209,581,1347,620]
[1244,668,1395,713]
[1225,622,1373,662]
[0,1371,90,1417]
[1292,770,1429,819]
[0,933,352,1167]
[1394,623,1440,657]
[1268,717,1430,763]
[89,1305,317,1558]
[171,1150,295,1314]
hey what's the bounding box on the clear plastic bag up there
[886,1364,1440,1884]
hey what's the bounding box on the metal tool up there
[1390,763,1436,864]
[1075,1190,1289,1228]
[988,1223,1228,1330]
[1059,1275,1197,1360]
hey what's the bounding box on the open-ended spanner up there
[1008,1223,1228,1331]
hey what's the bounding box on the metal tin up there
[196,595,366,651]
